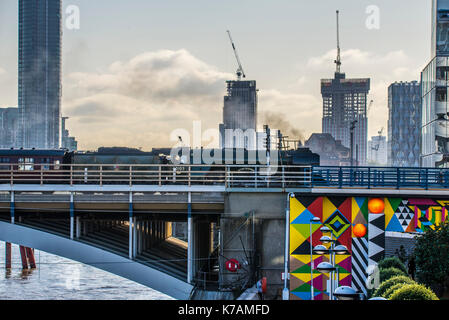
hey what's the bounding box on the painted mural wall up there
[289,196,449,300]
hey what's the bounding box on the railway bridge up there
[1,164,449,300]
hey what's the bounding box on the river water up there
[0,241,173,300]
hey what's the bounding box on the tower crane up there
[372,127,384,152]
[367,99,374,114]
[227,30,246,81]
[334,10,342,73]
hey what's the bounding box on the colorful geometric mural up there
[289,196,449,300]
[289,196,352,300]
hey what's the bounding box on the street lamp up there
[313,245,329,255]
[313,234,349,300]
[310,216,321,300]
[334,286,359,300]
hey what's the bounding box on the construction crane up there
[371,127,384,151]
[334,10,342,73]
[367,99,374,114]
[227,30,246,80]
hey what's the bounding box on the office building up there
[0,107,19,148]
[421,0,449,167]
[18,0,62,149]
[61,117,78,151]
[368,135,388,166]
[388,82,421,167]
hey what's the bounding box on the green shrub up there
[378,257,408,274]
[383,283,411,299]
[373,275,415,298]
[380,267,407,283]
[389,283,439,300]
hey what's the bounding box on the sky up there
[0,0,432,151]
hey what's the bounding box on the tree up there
[389,283,439,300]
[378,257,407,274]
[372,275,415,298]
[379,267,407,283]
[394,245,408,264]
[413,221,449,297]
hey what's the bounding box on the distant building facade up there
[0,107,19,148]
[219,80,257,150]
[304,133,350,166]
[18,0,62,149]
[321,72,370,166]
[388,82,421,167]
[61,117,78,151]
[368,135,387,166]
[421,0,449,167]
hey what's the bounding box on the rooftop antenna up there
[227,30,246,80]
[334,10,342,73]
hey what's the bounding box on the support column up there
[76,217,81,238]
[5,242,11,269]
[25,247,36,269]
[10,191,14,224]
[138,221,142,255]
[70,193,74,240]
[187,192,193,284]
[19,246,28,269]
[133,217,137,258]
[129,192,133,260]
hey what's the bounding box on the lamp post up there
[313,231,348,300]
[310,217,321,300]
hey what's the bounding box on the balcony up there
[436,101,448,115]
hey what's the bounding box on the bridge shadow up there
[0,220,193,299]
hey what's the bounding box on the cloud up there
[63,49,235,150]
[307,49,412,70]
[258,89,321,142]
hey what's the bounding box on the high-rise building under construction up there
[219,80,258,149]
[321,10,370,165]
[18,0,62,149]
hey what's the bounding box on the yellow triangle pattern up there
[384,198,395,228]
[290,227,306,255]
[290,197,306,224]
[291,254,311,265]
[351,198,361,224]
[291,272,322,282]
[322,197,337,221]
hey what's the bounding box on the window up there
[18,158,34,171]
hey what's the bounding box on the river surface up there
[0,241,173,300]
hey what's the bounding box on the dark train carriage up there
[164,147,320,187]
[64,147,165,185]
[0,149,66,184]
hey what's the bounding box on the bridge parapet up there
[2,164,449,191]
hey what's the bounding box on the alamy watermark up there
[365,5,380,30]
[65,5,80,30]
[366,264,380,290]
[169,121,280,175]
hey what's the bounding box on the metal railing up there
[1,163,449,190]
[0,163,311,188]
[312,166,449,190]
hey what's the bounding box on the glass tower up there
[388,82,422,167]
[18,0,62,149]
